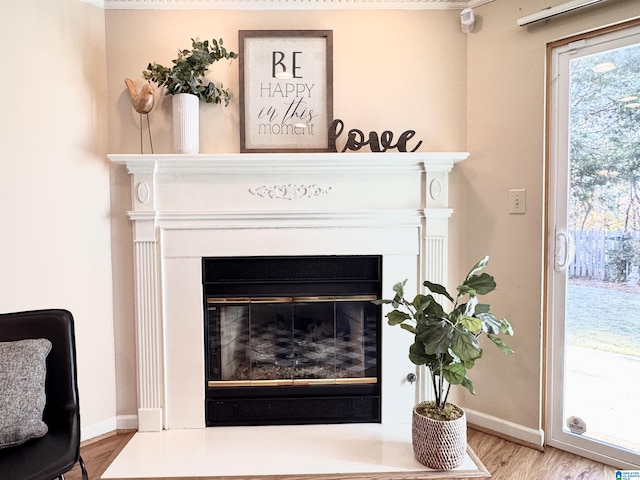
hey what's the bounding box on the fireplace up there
[203,255,382,425]
[109,152,466,431]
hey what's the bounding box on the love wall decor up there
[239,30,333,153]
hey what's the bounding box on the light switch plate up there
[509,189,526,214]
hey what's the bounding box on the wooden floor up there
[63,428,617,480]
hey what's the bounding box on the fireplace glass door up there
[203,255,382,426]
[208,298,378,385]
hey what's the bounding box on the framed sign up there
[239,30,333,153]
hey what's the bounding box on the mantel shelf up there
[108,152,469,175]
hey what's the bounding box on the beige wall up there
[0,0,116,436]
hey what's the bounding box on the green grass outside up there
[566,282,640,358]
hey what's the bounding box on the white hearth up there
[110,152,467,432]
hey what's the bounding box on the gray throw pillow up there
[0,338,52,448]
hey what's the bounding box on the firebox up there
[203,255,382,426]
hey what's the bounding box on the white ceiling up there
[95,0,494,10]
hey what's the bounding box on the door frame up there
[545,19,640,469]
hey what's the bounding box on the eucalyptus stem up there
[142,37,237,105]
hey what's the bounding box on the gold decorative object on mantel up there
[124,78,155,154]
[125,78,155,114]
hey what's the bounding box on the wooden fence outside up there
[569,230,640,280]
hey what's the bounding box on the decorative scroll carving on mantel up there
[249,184,333,201]
[100,0,494,10]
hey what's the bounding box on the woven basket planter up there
[412,401,467,470]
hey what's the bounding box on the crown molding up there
[91,0,493,10]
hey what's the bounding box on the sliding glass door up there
[547,22,640,469]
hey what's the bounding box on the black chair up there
[0,309,88,480]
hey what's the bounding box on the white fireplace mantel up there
[111,152,465,172]
[109,152,467,432]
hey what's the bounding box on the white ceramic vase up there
[172,93,199,154]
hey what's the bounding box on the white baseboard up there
[80,417,118,441]
[465,408,545,448]
[116,414,139,430]
[80,414,138,441]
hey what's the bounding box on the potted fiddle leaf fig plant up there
[374,256,514,469]
[142,37,238,154]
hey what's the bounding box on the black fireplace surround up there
[203,255,382,426]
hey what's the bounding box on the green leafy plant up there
[605,232,640,282]
[374,256,514,419]
[143,37,238,106]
